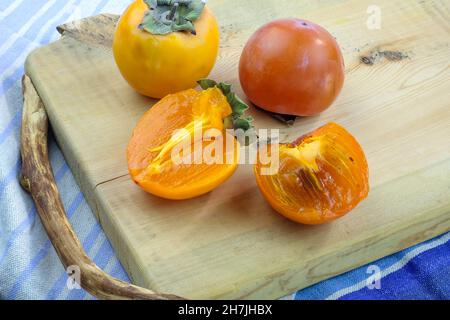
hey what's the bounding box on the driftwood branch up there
[20,75,185,300]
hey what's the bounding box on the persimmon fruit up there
[113,0,219,98]
[239,18,345,116]
[127,87,241,200]
[254,123,369,224]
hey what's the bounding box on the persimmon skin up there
[254,123,369,225]
[113,0,220,99]
[127,88,239,200]
[239,19,345,116]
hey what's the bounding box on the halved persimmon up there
[127,86,242,200]
[254,123,369,224]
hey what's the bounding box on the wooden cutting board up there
[25,0,450,299]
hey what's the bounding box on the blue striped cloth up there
[0,0,449,300]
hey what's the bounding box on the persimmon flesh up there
[254,123,369,224]
[127,88,239,200]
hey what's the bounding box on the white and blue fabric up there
[0,0,449,300]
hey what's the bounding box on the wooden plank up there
[25,0,450,299]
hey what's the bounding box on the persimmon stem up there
[168,3,178,21]
[142,0,204,35]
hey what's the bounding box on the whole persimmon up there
[239,19,345,116]
[113,0,219,99]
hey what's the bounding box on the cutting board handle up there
[20,75,185,300]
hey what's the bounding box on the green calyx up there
[141,0,205,35]
[197,79,254,133]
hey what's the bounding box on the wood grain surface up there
[25,0,450,299]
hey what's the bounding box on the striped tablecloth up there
[0,0,449,300]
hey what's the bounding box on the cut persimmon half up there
[127,86,242,200]
[254,122,369,224]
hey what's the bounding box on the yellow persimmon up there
[113,0,220,98]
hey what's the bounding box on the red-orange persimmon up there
[239,18,345,116]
